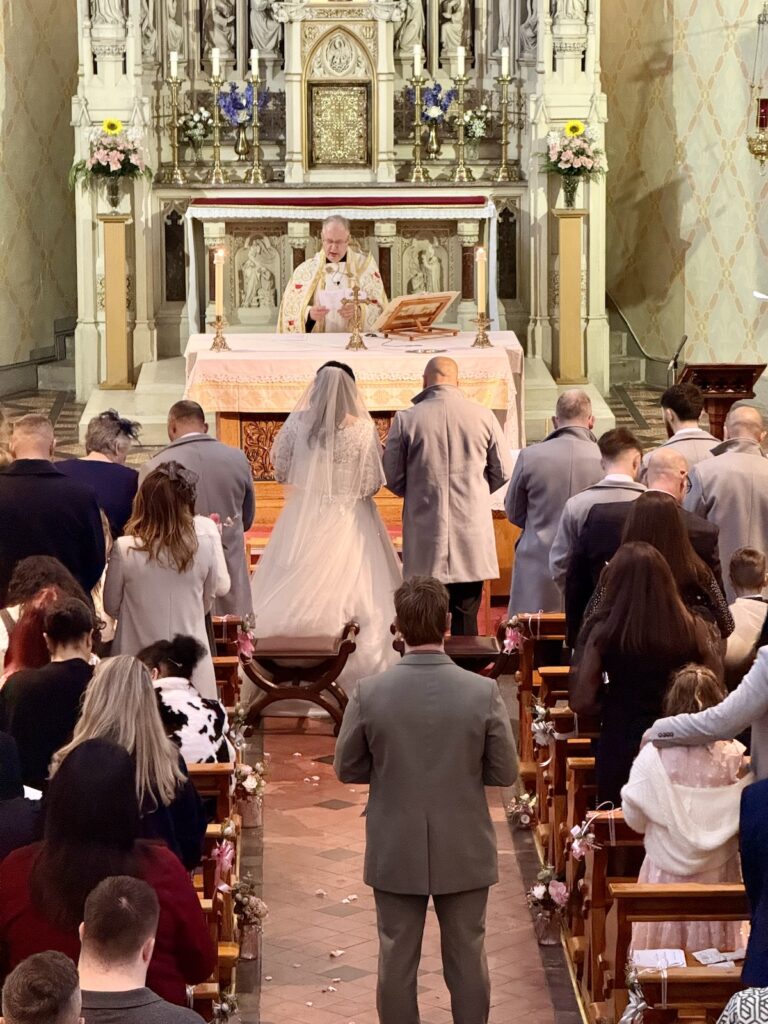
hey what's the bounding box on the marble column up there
[456,220,480,331]
[287,221,311,270]
[374,221,397,297]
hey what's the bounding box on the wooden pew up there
[212,616,242,657]
[606,883,749,1021]
[538,665,571,708]
[213,655,241,706]
[513,613,567,774]
[188,762,235,822]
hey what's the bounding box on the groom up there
[334,576,518,1024]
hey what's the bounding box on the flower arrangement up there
[212,991,238,1023]
[69,118,153,190]
[542,119,607,207]
[462,104,492,141]
[218,83,271,128]
[219,817,238,840]
[229,873,269,926]
[526,865,569,922]
[531,701,555,747]
[406,82,457,126]
[229,701,248,750]
[178,106,213,145]
[569,816,600,861]
[234,760,267,802]
[506,791,537,830]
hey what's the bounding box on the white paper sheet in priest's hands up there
[316,288,353,313]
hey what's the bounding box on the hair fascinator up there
[99,408,141,441]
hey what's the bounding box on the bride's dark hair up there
[317,360,355,381]
[307,364,361,447]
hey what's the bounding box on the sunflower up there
[564,119,586,138]
[102,118,123,135]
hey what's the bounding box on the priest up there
[277,215,387,333]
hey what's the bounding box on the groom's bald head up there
[423,357,459,388]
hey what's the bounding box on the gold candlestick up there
[210,314,231,351]
[243,73,267,184]
[471,313,492,348]
[451,73,474,183]
[493,73,519,183]
[345,280,367,351]
[207,73,229,185]
[408,74,430,183]
[158,76,187,185]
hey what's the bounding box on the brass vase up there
[426,123,441,160]
[234,122,250,162]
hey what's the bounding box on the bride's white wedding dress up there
[249,370,402,702]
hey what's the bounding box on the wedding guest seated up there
[718,989,768,1023]
[0,733,41,861]
[104,462,223,700]
[725,547,768,690]
[1,951,81,1024]
[737,775,768,986]
[57,410,141,539]
[570,542,720,804]
[51,657,207,871]
[2,586,63,683]
[79,876,204,1023]
[0,597,96,790]
[0,739,215,1005]
[138,634,234,764]
[622,664,749,952]
[0,555,95,666]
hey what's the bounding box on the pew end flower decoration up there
[229,873,269,926]
[531,701,555,747]
[69,120,153,190]
[506,791,537,829]
[542,119,606,208]
[234,760,267,802]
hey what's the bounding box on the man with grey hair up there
[505,389,603,613]
[0,414,105,605]
[384,357,511,635]
[277,214,387,333]
[684,403,768,601]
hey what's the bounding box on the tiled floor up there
[244,718,566,1024]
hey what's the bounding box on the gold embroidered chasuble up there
[277,249,387,333]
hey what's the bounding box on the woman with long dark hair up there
[570,542,720,804]
[0,739,214,1004]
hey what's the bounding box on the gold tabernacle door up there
[372,291,460,341]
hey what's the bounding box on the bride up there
[250,361,402,692]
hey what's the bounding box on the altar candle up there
[250,48,259,77]
[169,50,178,80]
[411,43,423,77]
[214,248,225,318]
[501,45,509,77]
[759,98,768,131]
[476,246,487,317]
[211,47,220,78]
[457,46,465,76]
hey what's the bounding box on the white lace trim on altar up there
[186,367,516,389]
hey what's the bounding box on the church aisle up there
[250,719,558,1024]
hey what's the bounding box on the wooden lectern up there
[678,363,767,439]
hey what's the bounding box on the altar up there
[185,330,525,479]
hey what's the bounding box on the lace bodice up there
[659,741,746,788]
[271,413,385,499]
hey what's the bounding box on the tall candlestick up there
[413,43,422,78]
[169,50,178,79]
[501,45,509,77]
[450,71,473,182]
[250,48,259,76]
[243,69,267,184]
[214,248,225,317]
[456,46,465,76]
[211,47,220,77]
[476,247,487,316]
[207,67,229,184]
[407,72,430,182]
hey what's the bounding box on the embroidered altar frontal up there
[184,331,524,480]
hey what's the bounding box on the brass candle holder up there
[210,314,231,351]
[407,74,430,183]
[494,73,519,183]
[345,281,367,351]
[158,75,187,185]
[451,73,474,182]
[471,313,492,348]
[243,72,267,184]
[207,73,229,185]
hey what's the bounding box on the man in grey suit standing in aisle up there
[383,356,512,635]
[139,400,255,616]
[334,576,518,1024]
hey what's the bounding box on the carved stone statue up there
[91,0,125,25]
[166,0,184,52]
[202,0,236,58]
[440,0,470,58]
[519,0,538,55]
[395,0,425,56]
[419,243,443,292]
[140,0,158,59]
[556,0,586,18]
[250,0,281,52]
[241,245,277,309]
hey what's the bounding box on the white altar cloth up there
[184,331,525,446]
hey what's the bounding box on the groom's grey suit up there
[334,652,518,1024]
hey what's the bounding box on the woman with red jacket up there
[0,738,215,1005]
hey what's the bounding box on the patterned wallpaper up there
[0,0,77,365]
[602,0,768,372]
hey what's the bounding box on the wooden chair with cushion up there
[241,621,360,735]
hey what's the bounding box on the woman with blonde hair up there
[103,461,222,698]
[51,655,206,870]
